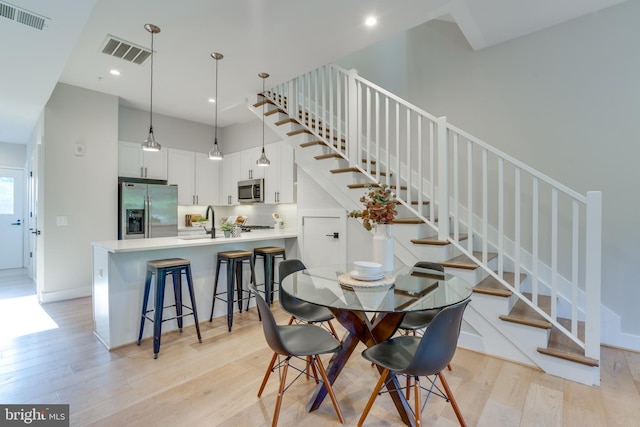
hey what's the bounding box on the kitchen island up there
[92,228,298,349]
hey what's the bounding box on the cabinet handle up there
[144,167,148,178]
[196,195,199,205]
[140,166,144,177]
[228,195,231,205]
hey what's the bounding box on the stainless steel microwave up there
[238,178,264,203]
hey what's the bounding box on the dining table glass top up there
[280,263,473,313]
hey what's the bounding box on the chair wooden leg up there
[358,368,389,427]
[287,315,295,325]
[258,352,278,397]
[447,363,453,371]
[406,375,412,400]
[414,376,421,426]
[315,355,344,424]
[271,359,289,427]
[327,320,340,341]
[438,371,466,427]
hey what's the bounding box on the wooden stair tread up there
[287,128,312,136]
[265,108,285,117]
[499,299,552,329]
[538,318,598,366]
[441,252,497,270]
[473,272,525,297]
[536,346,599,367]
[315,153,346,161]
[300,140,326,148]
[347,183,407,190]
[275,117,298,126]
[390,218,425,225]
[411,234,468,246]
[330,167,389,176]
[253,99,275,108]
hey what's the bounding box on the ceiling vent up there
[0,1,49,30]
[100,34,152,65]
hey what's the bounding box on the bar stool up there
[210,250,257,332]
[137,258,202,359]
[253,246,286,305]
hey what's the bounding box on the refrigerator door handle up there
[145,195,150,237]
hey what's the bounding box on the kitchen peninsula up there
[91,229,298,349]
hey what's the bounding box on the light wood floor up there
[1,269,639,426]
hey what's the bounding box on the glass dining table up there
[280,263,472,426]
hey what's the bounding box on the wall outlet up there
[56,216,68,226]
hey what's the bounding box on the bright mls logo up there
[1,405,69,426]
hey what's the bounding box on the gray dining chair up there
[358,298,471,427]
[278,259,340,340]
[250,282,345,426]
[397,261,453,382]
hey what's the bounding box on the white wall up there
[220,117,280,154]
[40,83,119,300]
[335,2,640,337]
[0,142,26,168]
[119,105,215,153]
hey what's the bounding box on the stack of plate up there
[350,261,384,281]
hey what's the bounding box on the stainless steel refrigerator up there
[118,182,178,239]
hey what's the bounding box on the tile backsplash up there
[178,203,297,228]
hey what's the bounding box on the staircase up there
[249,64,602,386]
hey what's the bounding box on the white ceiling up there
[0,0,627,145]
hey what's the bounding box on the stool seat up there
[253,246,286,305]
[218,250,253,258]
[138,258,202,359]
[211,250,256,331]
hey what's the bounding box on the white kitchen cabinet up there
[240,146,265,181]
[264,142,294,204]
[168,149,220,206]
[219,151,241,205]
[118,141,167,180]
[194,152,219,206]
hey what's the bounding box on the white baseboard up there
[38,287,91,303]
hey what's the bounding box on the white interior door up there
[0,168,24,269]
[301,212,346,268]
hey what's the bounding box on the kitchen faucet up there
[204,205,216,239]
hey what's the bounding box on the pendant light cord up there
[214,57,219,143]
[262,77,265,151]
[149,30,154,132]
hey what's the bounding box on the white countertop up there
[92,228,298,253]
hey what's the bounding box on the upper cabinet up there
[264,142,294,204]
[239,146,265,181]
[167,148,220,206]
[219,151,241,206]
[118,141,167,180]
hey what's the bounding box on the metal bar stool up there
[252,246,286,305]
[137,258,202,359]
[210,250,257,332]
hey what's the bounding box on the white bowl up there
[353,261,382,276]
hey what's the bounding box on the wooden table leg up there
[307,309,415,426]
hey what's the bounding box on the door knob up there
[325,232,339,239]
[11,219,21,225]
[31,230,41,235]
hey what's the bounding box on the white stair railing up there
[267,64,601,362]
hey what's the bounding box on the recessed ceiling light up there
[110,69,120,76]
[365,16,377,27]
[208,98,216,103]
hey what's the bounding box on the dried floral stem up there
[349,184,398,231]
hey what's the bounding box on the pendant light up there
[142,24,161,152]
[256,72,270,167]
[208,52,224,160]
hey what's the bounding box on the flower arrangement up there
[349,184,398,230]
